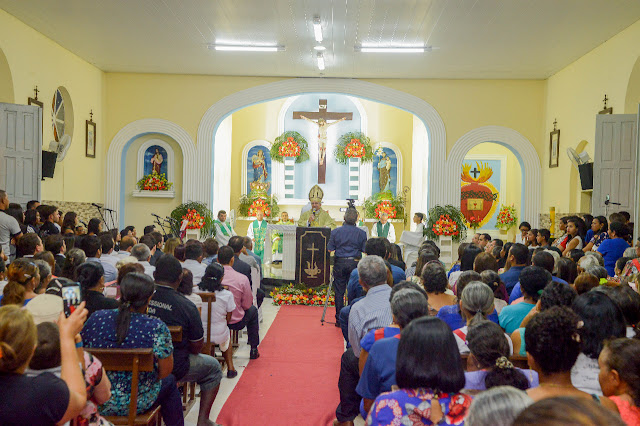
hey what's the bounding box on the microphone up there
[151,213,162,219]
[91,202,102,208]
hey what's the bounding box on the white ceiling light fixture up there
[313,16,323,43]
[208,44,285,52]
[314,45,326,51]
[355,44,432,53]
[316,52,325,71]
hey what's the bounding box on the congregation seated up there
[598,221,631,277]
[115,235,137,259]
[513,396,624,425]
[218,246,260,360]
[38,205,61,238]
[449,243,482,289]
[149,231,165,266]
[407,248,438,284]
[182,240,206,286]
[80,234,118,282]
[357,283,429,415]
[139,234,160,266]
[32,259,52,293]
[199,262,238,378]
[44,234,66,275]
[464,321,537,392]
[420,263,455,315]
[0,304,88,424]
[366,317,473,425]
[0,258,40,306]
[598,338,640,424]
[147,254,223,425]
[82,272,184,423]
[241,236,262,276]
[479,270,508,313]
[131,242,156,278]
[499,243,529,295]
[24,208,39,234]
[178,268,203,310]
[227,236,265,307]
[60,248,86,280]
[509,251,568,303]
[466,386,533,426]
[76,261,118,317]
[499,266,550,334]
[202,238,219,266]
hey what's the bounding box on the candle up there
[550,207,555,237]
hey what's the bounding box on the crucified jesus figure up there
[299,115,347,166]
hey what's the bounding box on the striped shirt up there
[348,284,392,357]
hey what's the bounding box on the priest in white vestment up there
[214,210,237,246]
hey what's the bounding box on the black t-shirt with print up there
[148,285,204,380]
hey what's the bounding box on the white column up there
[283,157,295,199]
[348,157,360,200]
[213,115,233,211]
[266,224,297,280]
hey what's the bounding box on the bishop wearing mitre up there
[297,185,336,229]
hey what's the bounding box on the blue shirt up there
[347,264,406,304]
[499,301,535,334]
[598,238,630,276]
[202,255,218,266]
[357,336,400,403]
[447,263,461,278]
[328,224,367,258]
[585,229,594,244]
[360,326,401,353]
[436,304,500,330]
[348,284,393,357]
[508,275,569,304]
[499,265,526,296]
[87,257,118,283]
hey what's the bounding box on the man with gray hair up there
[334,254,392,426]
[328,208,367,327]
[131,243,155,278]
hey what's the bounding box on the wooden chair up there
[168,326,197,414]
[197,292,218,357]
[84,348,161,426]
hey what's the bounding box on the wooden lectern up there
[295,227,331,288]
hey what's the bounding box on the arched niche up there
[372,141,403,197]
[104,118,197,227]
[241,139,272,196]
[136,138,175,182]
[446,126,541,227]
[195,78,446,212]
[625,55,640,113]
[0,47,14,104]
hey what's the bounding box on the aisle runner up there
[217,305,343,426]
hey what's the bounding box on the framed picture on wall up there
[549,129,560,168]
[86,119,96,158]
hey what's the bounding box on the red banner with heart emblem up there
[460,162,499,228]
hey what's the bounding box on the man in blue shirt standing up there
[328,208,367,327]
[499,243,529,296]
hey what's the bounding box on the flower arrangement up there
[466,215,482,231]
[136,171,173,191]
[238,194,280,218]
[425,205,467,243]
[171,201,215,238]
[432,214,459,237]
[270,131,310,163]
[277,136,302,158]
[181,209,205,230]
[334,132,374,164]
[270,284,334,307]
[496,204,518,230]
[248,199,272,217]
[374,200,397,219]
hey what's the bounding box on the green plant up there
[363,192,406,221]
[425,205,467,243]
[270,131,310,163]
[334,132,374,164]
[238,194,280,218]
[170,201,215,238]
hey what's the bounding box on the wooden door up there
[0,103,42,206]
[592,114,637,217]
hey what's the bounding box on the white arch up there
[105,118,197,225]
[446,126,541,227]
[196,78,446,210]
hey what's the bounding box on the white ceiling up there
[2,0,640,79]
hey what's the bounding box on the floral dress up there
[367,388,472,425]
[81,309,173,416]
[589,232,610,250]
[75,352,112,425]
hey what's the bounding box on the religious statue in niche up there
[144,145,168,177]
[293,99,353,184]
[378,151,392,192]
[246,145,272,198]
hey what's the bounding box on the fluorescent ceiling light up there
[317,53,325,71]
[314,45,326,51]
[208,44,285,52]
[313,16,323,43]
[355,45,431,53]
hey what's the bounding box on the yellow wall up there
[543,18,640,213]
[465,142,523,221]
[0,47,14,103]
[123,134,183,232]
[0,9,106,203]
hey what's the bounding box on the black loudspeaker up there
[578,163,593,191]
[42,151,58,178]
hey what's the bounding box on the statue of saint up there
[300,115,347,166]
[150,148,163,174]
[378,151,392,192]
[252,149,268,183]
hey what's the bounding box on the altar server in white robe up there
[214,210,237,246]
[371,212,396,243]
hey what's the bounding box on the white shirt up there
[182,259,207,287]
[199,289,236,344]
[454,325,513,354]
[371,221,396,243]
[571,353,602,396]
[214,221,236,246]
[100,252,119,267]
[185,293,203,311]
[115,250,132,260]
[137,260,156,278]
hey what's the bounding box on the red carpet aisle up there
[216,305,344,426]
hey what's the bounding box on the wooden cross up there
[89,109,94,122]
[33,86,39,100]
[293,99,353,184]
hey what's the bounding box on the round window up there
[51,87,73,142]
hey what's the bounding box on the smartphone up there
[61,282,82,317]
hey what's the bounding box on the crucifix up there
[293,99,353,183]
